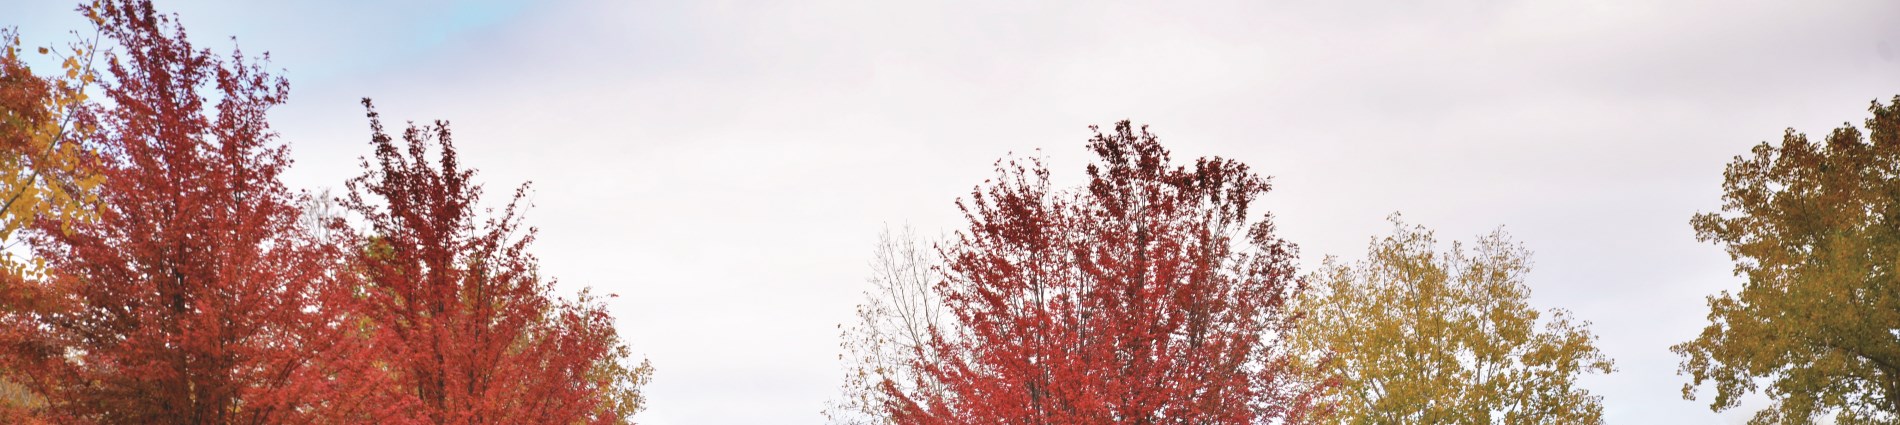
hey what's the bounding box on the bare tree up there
[297,187,343,244]
[826,225,948,425]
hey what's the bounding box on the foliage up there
[0,3,652,424]
[827,226,946,425]
[882,121,1319,424]
[337,99,649,424]
[1292,216,1614,424]
[0,13,110,415]
[0,1,343,422]
[1675,96,1900,424]
[0,15,109,420]
[0,9,106,255]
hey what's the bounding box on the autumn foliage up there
[41,0,1900,422]
[0,4,106,421]
[881,122,1318,424]
[0,1,340,422]
[0,2,648,424]
[0,18,104,249]
[335,99,650,424]
[1291,217,1614,424]
[1676,96,1900,423]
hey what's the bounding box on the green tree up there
[1292,216,1614,424]
[1675,96,1900,424]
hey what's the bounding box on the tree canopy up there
[0,1,337,421]
[882,122,1320,425]
[1292,217,1614,424]
[1676,95,1900,423]
[0,3,651,423]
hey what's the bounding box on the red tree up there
[884,122,1318,424]
[337,99,647,425]
[0,1,346,422]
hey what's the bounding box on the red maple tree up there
[0,1,346,422]
[335,99,646,425]
[0,3,647,423]
[884,121,1319,424]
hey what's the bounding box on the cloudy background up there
[9,1,1900,423]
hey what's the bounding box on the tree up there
[827,226,947,425]
[0,11,107,254]
[882,121,1319,425]
[1675,96,1900,423]
[0,1,345,422]
[338,99,650,425]
[0,16,108,419]
[1290,216,1614,424]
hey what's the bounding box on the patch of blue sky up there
[410,0,533,49]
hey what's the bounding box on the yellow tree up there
[1292,216,1614,424]
[0,19,106,257]
[1675,96,1900,423]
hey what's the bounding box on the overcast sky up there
[10,1,1900,423]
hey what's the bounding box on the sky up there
[8,1,1900,423]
